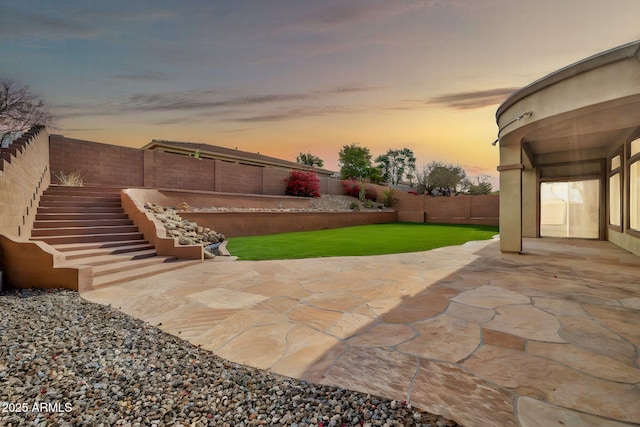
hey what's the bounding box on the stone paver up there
[83,238,640,426]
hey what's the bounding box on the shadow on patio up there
[82,238,640,427]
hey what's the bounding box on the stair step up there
[40,195,121,203]
[52,240,152,252]
[46,185,123,193]
[92,259,201,288]
[38,200,122,207]
[34,232,144,245]
[36,206,125,214]
[27,186,202,290]
[36,212,130,221]
[92,256,178,277]
[66,249,158,267]
[32,225,139,237]
[33,219,134,228]
[44,191,122,198]
[63,245,156,260]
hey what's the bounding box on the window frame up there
[626,132,640,237]
[608,147,623,232]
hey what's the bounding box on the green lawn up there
[226,223,499,260]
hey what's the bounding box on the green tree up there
[417,161,468,195]
[375,148,416,185]
[338,143,373,180]
[0,79,52,147]
[467,174,493,195]
[296,152,324,168]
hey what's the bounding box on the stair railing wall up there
[0,126,51,238]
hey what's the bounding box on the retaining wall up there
[0,127,90,291]
[0,126,50,238]
[180,211,398,237]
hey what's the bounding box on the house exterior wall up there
[498,144,523,252]
[496,41,640,255]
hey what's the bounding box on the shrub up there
[285,170,320,197]
[341,180,376,201]
[349,201,360,211]
[54,171,83,186]
[341,179,361,198]
[383,187,398,207]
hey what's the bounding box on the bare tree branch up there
[0,79,52,145]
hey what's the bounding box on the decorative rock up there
[176,201,190,211]
[145,203,226,259]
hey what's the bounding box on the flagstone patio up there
[82,237,640,426]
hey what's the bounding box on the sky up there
[2,0,639,184]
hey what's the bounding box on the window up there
[609,152,622,228]
[540,179,599,239]
[630,138,640,231]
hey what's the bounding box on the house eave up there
[496,40,640,121]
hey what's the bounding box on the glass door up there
[540,179,599,238]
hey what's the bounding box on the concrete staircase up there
[31,185,200,288]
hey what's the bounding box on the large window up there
[609,152,622,228]
[540,179,600,239]
[630,138,640,231]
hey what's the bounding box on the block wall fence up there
[0,127,51,238]
[48,134,498,225]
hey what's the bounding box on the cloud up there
[113,72,172,82]
[317,85,381,95]
[299,4,373,30]
[0,3,175,40]
[275,1,428,40]
[233,105,350,123]
[52,84,373,124]
[428,87,519,110]
[125,92,314,113]
[0,6,101,39]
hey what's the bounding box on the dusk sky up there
[2,1,639,181]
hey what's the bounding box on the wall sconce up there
[491,111,533,147]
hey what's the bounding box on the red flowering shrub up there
[407,190,418,195]
[341,180,377,201]
[341,180,361,198]
[285,170,320,197]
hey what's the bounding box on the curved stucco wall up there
[496,41,640,254]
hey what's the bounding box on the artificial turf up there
[226,222,499,260]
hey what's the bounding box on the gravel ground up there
[0,289,461,427]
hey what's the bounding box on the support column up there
[498,142,523,253]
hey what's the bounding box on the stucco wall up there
[522,168,538,238]
[608,229,640,257]
[497,45,640,254]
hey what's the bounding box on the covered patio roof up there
[496,40,640,161]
